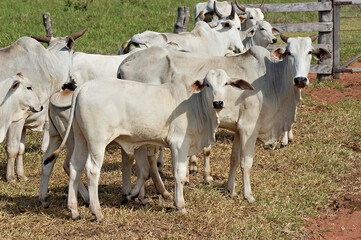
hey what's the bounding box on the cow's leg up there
[126,146,149,202]
[148,152,170,199]
[41,119,50,153]
[156,148,164,176]
[288,128,294,142]
[63,137,89,206]
[68,122,88,220]
[39,125,62,207]
[171,146,188,213]
[189,155,198,175]
[121,148,133,203]
[16,128,27,181]
[203,146,213,184]
[6,120,25,183]
[281,131,289,146]
[85,143,106,221]
[227,133,241,197]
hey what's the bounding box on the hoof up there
[161,190,171,200]
[7,177,16,184]
[72,215,81,221]
[189,170,198,176]
[18,175,29,182]
[121,195,129,205]
[204,176,214,185]
[39,200,50,209]
[184,181,189,186]
[245,195,256,203]
[141,201,150,206]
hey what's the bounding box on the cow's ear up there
[11,80,20,90]
[247,26,258,37]
[312,47,331,63]
[191,80,205,93]
[271,47,287,61]
[221,21,234,29]
[272,27,280,36]
[230,79,254,90]
[66,37,74,51]
[239,15,247,23]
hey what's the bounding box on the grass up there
[0,0,360,239]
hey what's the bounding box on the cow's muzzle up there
[294,77,308,88]
[213,101,224,109]
[30,105,43,113]
[272,38,277,44]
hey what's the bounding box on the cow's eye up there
[225,82,228,86]
[237,27,241,30]
[250,16,254,19]
[27,86,32,90]
[206,83,210,87]
[260,28,265,31]
[308,51,312,55]
[287,51,292,56]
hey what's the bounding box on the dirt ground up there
[303,61,361,239]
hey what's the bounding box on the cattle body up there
[45,70,253,220]
[118,37,330,202]
[72,51,135,85]
[0,73,42,143]
[0,28,86,182]
[39,87,167,208]
[119,19,243,56]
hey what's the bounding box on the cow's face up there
[239,8,264,30]
[12,73,43,120]
[271,37,331,88]
[201,69,253,110]
[218,20,244,54]
[254,20,279,47]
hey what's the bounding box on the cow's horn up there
[70,27,87,41]
[229,3,235,20]
[235,0,246,12]
[31,36,51,43]
[259,0,265,11]
[214,1,223,19]
[280,34,289,43]
[310,34,318,42]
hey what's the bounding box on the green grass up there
[0,0,360,239]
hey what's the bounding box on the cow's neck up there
[188,91,219,154]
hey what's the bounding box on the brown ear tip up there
[16,72,24,77]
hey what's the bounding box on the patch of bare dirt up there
[304,60,361,239]
[303,61,361,104]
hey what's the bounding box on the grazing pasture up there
[0,0,360,238]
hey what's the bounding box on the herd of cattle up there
[0,0,331,221]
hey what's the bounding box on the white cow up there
[72,51,137,85]
[119,10,243,56]
[0,27,86,182]
[118,36,331,202]
[195,0,265,31]
[44,70,253,220]
[39,85,167,208]
[0,73,42,142]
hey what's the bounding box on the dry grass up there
[0,93,360,239]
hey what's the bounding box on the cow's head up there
[271,34,331,88]
[192,69,254,111]
[0,73,43,143]
[253,20,279,47]
[31,27,87,52]
[236,0,265,29]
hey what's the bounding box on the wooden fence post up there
[42,12,53,39]
[317,0,333,81]
[174,7,190,33]
[333,3,341,79]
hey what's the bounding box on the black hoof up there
[190,170,198,176]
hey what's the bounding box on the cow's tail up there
[43,86,81,165]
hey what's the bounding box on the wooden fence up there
[236,0,361,79]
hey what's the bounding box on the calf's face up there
[12,73,43,121]
[201,69,254,111]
